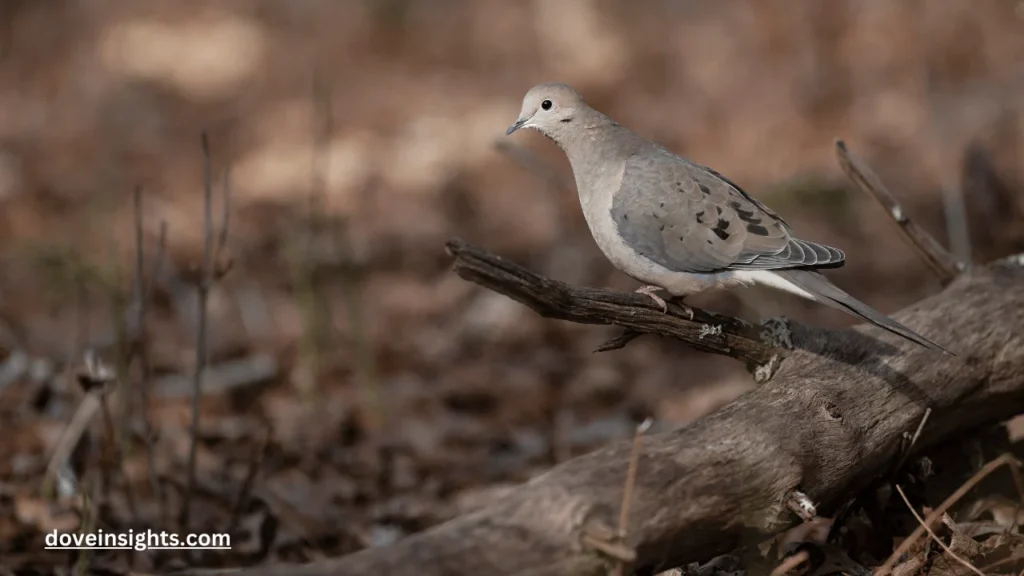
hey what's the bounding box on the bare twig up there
[878,453,1022,575]
[618,418,651,539]
[894,407,931,473]
[75,485,95,576]
[226,425,270,536]
[611,419,652,576]
[446,238,780,369]
[43,272,89,499]
[216,163,232,272]
[580,522,636,564]
[941,184,972,269]
[833,139,963,284]
[894,485,984,576]
[149,221,169,299]
[290,72,331,419]
[133,186,164,524]
[99,386,137,518]
[43,390,103,498]
[181,132,216,530]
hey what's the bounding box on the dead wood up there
[833,139,965,284]
[234,250,1024,576]
[447,238,783,373]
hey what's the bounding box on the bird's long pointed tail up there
[773,269,955,355]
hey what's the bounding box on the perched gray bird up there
[506,82,953,355]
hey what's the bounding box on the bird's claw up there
[635,285,695,319]
[635,285,668,313]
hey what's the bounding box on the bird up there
[505,82,953,355]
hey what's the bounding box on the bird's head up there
[506,83,588,142]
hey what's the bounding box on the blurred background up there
[1,0,1023,572]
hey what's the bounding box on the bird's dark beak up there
[506,117,528,135]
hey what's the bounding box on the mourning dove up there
[506,82,953,355]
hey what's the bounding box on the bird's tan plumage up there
[506,82,952,354]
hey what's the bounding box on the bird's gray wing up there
[610,150,845,273]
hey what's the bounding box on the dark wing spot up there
[659,224,664,231]
[695,210,705,223]
[560,118,573,123]
[679,236,684,241]
[659,202,664,207]
[730,201,761,224]
[622,214,628,220]
[716,206,723,215]
[715,218,730,231]
[746,224,770,236]
[713,227,730,241]
[698,184,711,195]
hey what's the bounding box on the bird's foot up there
[635,285,695,319]
[635,285,669,313]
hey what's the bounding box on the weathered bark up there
[234,249,1024,576]
[446,238,783,373]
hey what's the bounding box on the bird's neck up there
[553,115,638,199]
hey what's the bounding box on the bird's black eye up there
[541,99,552,110]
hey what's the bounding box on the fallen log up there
[230,141,1022,575]
[233,246,1024,576]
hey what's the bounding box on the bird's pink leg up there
[634,285,667,311]
[634,285,695,319]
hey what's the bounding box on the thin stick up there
[99,389,137,518]
[133,187,164,524]
[42,274,89,499]
[894,407,931,473]
[833,139,963,284]
[618,418,651,538]
[180,132,215,530]
[894,485,984,576]
[877,453,1019,575]
[941,184,972,270]
[217,161,232,260]
[43,390,103,497]
[149,221,168,298]
[612,418,652,576]
[226,425,269,535]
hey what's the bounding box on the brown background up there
[1,0,1023,572]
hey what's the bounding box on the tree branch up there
[833,139,964,284]
[446,238,783,373]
